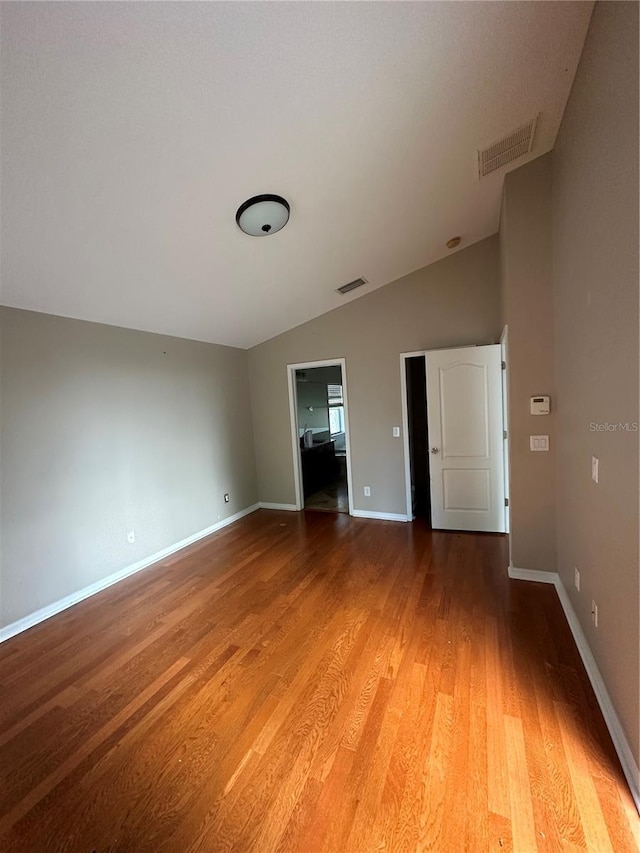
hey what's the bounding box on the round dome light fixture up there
[446,236,461,250]
[235,194,290,237]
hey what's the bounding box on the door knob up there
[430,447,439,454]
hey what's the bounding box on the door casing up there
[286,358,354,514]
[400,345,507,532]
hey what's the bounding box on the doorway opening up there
[401,345,506,533]
[287,359,354,515]
[405,355,431,523]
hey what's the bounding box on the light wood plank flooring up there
[0,510,638,852]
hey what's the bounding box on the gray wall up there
[501,154,557,572]
[552,1,639,763]
[248,235,502,514]
[0,307,258,628]
[296,382,330,434]
[296,365,344,437]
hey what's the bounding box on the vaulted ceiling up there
[0,2,593,348]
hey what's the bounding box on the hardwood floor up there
[0,510,638,852]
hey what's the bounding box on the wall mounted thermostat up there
[530,396,550,415]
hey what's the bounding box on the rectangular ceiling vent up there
[478,116,538,179]
[336,277,368,295]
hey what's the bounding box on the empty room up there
[0,2,638,851]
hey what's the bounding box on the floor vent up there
[478,116,538,178]
[336,277,368,295]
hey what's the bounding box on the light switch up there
[592,456,599,483]
[530,435,549,451]
[392,426,400,437]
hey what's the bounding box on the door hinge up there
[503,430,508,440]
[504,498,509,507]
[501,361,506,370]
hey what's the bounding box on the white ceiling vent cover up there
[336,277,368,295]
[478,116,538,179]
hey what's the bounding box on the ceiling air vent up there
[478,116,538,179]
[336,277,368,295]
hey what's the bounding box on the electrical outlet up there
[574,567,580,591]
[592,456,599,483]
[224,493,230,503]
[364,486,371,497]
[591,600,598,627]
[392,426,400,438]
[127,530,135,544]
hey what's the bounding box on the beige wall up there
[248,235,502,514]
[501,154,557,572]
[552,1,639,763]
[0,308,258,628]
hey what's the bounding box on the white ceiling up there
[0,1,593,349]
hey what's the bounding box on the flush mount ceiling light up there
[235,194,290,237]
[446,236,461,249]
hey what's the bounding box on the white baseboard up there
[508,565,640,813]
[508,565,558,584]
[258,502,299,512]
[351,510,409,522]
[554,578,640,813]
[0,503,261,645]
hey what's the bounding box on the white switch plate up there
[530,435,549,451]
[363,486,371,497]
[574,567,580,591]
[592,456,599,483]
[392,426,400,438]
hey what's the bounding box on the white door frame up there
[500,326,510,536]
[400,347,477,523]
[287,358,355,514]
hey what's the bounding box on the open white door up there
[426,345,505,532]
